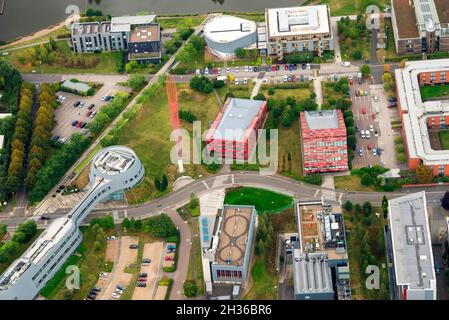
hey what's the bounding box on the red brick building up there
[205,98,268,160]
[300,109,348,174]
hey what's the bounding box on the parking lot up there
[52,83,131,141]
[350,77,382,168]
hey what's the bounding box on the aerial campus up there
[1,0,449,303]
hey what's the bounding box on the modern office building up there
[204,15,258,59]
[71,15,161,63]
[395,59,449,175]
[264,5,333,59]
[300,109,348,174]
[203,205,257,285]
[0,146,144,300]
[387,192,436,300]
[205,98,268,161]
[391,0,449,55]
[293,200,351,300]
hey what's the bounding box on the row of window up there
[216,269,243,279]
[305,165,347,171]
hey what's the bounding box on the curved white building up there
[0,146,144,300]
[204,15,257,59]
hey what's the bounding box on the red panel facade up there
[205,98,268,160]
[300,109,349,174]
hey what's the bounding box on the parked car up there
[276,65,280,71]
[40,214,50,220]
[137,277,147,282]
[136,282,147,287]
[301,63,306,70]
[369,124,374,132]
[116,284,125,291]
[59,137,68,144]
[291,75,296,82]
[341,61,351,67]
[234,79,239,85]
[90,111,97,118]
[243,78,248,85]
[107,236,117,240]
[87,294,96,300]
[283,75,288,82]
[373,149,377,156]
[284,65,289,71]
[92,287,101,292]
[306,63,311,70]
[89,290,98,296]
[87,111,92,117]
[142,258,152,263]
[88,104,95,110]
[100,272,108,278]
[226,67,231,74]
[359,149,364,157]
[195,69,201,75]
[129,244,138,249]
[79,102,85,107]
[362,107,367,114]
[80,122,87,129]
[111,293,120,299]
[165,256,174,261]
[71,120,78,127]
[138,273,147,278]
[74,101,81,107]
[235,66,239,73]
[204,68,209,75]
[355,90,360,97]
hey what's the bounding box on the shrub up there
[143,214,177,238]
[304,174,323,186]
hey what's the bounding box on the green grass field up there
[1,25,70,50]
[243,259,277,300]
[310,0,390,16]
[117,83,221,204]
[224,187,293,214]
[3,41,121,74]
[421,84,449,101]
[334,175,375,192]
[156,15,205,29]
[440,131,449,150]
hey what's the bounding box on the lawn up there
[41,226,114,300]
[309,0,390,16]
[73,145,101,175]
[3,41,122,74]
[186,221,205,296]
[231,12,265,23]
[344,207,390,300]
[261,86,312,102]
[216,83,254,100]
[117,82,221,204]
[421,84,449,101]
[334,175,375,192]
[156,15,205,29]
[243,259,277,300]
[440,131,449,150]
[224,187,293,214]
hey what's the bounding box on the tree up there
[441,191,449,210]
[360,64,371,77]
[183,280,198,297]
[154,177,161,191]
[415,164,434,184]
[143,213,177,237]
[382,195,389,218]
[354,203,362,215]
[235,48,246,59]
[122,218,131,230]
[127,74,147,90]
[361,173,374,186]
[343,200,353,212]
[161,174,168,191]
[362,202,372,216]
[189,192,199,210]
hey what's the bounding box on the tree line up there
[25,84,56,191]
[0,220,37,264]
[6,82,34,195]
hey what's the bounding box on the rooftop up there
[94,149,136,175]
[304,109,339,130]
[297,201,348,261]
[392,0,419,39]
[204,15,257,43]
[71,21,111,35]
[61,80,92,93]
[111,15,156,33]
[292,251,334,295]
[434,0,449,23]
[395,59,449,165]
[211,98,266,141]
[129,24,160,43]
[215,205,255,267]
[266,5,331,38]
[388,192,436,292]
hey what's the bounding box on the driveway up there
[166,208,192,300]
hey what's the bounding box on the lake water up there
[0,0,300,42]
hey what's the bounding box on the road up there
[2,171,448,229]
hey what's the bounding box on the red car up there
[271,65,276,71]
[213,68,218,75]
[284,65,289,71]
[164,256,174,261]
[291,75,296,82]
[137,277,147,282]
[372,113,376,119]
[87,111,92,117]
[76,121,82,128]
[362,107,367,114]
[349,79,353,85]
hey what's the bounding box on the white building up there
[204,15,258,59]
[388,191,436,300]
[265,5,333,58]
[0,146,144,300]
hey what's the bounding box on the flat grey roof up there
[61,80,92,93]
[111,15,156,32]
[293,251,334,295]
[388,192,436,291]
[213,98,265,141]
[304,109,339,130]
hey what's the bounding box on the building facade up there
[265,5,333,59]
[205,98,268,161]
[71,15,161,63]
[387,192,436,300]
[0,146,144,300]
[204,15,258,59]
[391,0,449,55]
[300,109,348,174]
[395,59,449,176]
[204,205,257,284]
